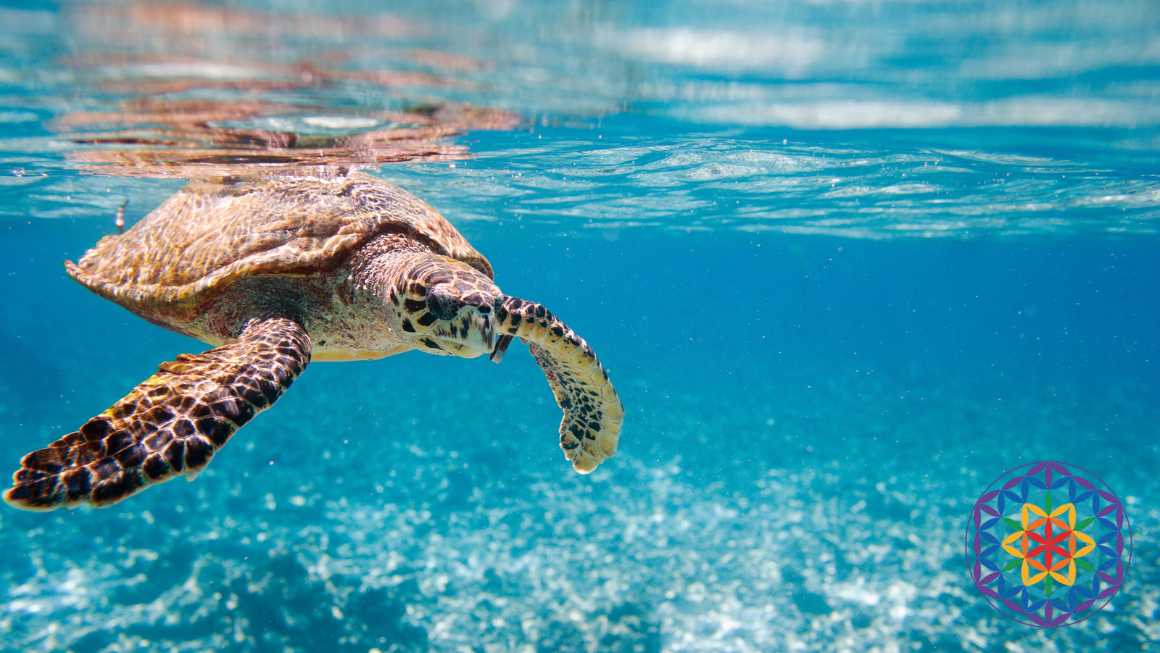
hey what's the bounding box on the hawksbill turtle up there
[4,173,623,511]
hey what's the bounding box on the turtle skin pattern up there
[495,297,622,473]
[3,317,310,510]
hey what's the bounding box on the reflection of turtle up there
[5,173,622,511]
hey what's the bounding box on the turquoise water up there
[1,1,1158,651]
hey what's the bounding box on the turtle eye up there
[426,286,460,320]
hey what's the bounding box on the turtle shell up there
[66,173,492,327]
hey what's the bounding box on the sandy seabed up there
[1,360,1157,653]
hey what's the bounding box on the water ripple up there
[374,128,1160,240]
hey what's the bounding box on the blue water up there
[1,1,1158,651]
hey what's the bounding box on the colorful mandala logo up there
[965,461,1133,627]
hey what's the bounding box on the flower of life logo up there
[965,461,1133,627]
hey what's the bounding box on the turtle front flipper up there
[4,317,310,511]
[494,297,623,474]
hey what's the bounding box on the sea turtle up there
[4,173,623,511]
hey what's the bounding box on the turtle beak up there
[490,334,514,364]
[431,305,496,358]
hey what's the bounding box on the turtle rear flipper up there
[4,317,310,511]
[495,297,623,474]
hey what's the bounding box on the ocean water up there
[1,1,1158,652]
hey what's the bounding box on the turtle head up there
[390,255,503,359]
